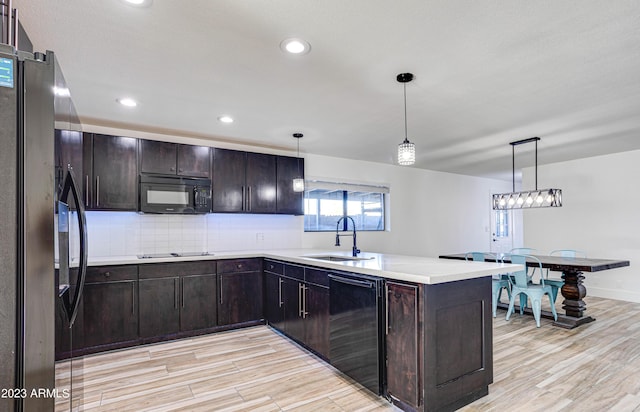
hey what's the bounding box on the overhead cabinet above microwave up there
[140,140,211,178]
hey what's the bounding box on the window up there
[495,210,509,238]
[304,182,387,232]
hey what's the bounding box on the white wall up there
[302,154,513,257]
[522,150,639,302]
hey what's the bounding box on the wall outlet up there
[256,232,264,242]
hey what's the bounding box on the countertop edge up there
[80,249,523,285]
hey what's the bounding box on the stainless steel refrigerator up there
[0,12,83,411]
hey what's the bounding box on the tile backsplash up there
[81,212,303,258]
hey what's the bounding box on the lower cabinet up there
[384,277,493,412]
[263,260,330,359]
[139,261,217,341]
[385,281,422,410]
[217,258,263,325]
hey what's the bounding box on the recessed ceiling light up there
[117,97,137,107]
[218,115,234,123]
[120,0,153,7]
[280,38,311,55]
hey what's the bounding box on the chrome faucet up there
[335,216,360,257]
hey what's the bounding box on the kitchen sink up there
[304,254,374,262]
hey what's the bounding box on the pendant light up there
[397,73,416,166]
[492,137,562,210]
[292,133,305,192]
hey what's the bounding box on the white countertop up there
[84,249,522,285]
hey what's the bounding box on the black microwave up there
[139,174,211,214]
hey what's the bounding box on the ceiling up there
[13,0,640,180]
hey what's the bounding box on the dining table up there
[438,253,630,329]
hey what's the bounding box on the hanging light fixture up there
[396,73,416,166]
[292,133,305,192]
[492,137,562,210]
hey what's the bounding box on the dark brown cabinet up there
[385,281,422,410]
[55,129,83,209]
[180,274,218,331]
[276,155,305,215]
[84,133,138,210]
[263,260,329,359]
[217,258,263,325]
[139,277,180,339]
[140,139,210,177]
[212,149,276,213]
[264,261,285,331]
[139,261,218,340]
[82,266,139,349]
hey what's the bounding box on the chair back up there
[510,247,539,255]
[464,252,501,262]
[550,249,586,258]
[508,254,544,288]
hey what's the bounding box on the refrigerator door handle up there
[60,168,88,326]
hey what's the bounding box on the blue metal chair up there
[465,252,510,318]
[509,247,541,279]
[505,254,558,327]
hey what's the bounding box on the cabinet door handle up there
[298,283,303,318]
[278,278,283,307]
[174,278,179,309]
[95,175,100,207]
[181,277,185,308]
[385,283,390,335]
[242,186,246,210]
[85,175,89,207]
[170,167,176,172]
[302,285,308,319]
[104,271,111,278]
[219,275,223,304]
[131,282,136,315]
[248,186,252,211]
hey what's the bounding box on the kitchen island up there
[64,250,520,412]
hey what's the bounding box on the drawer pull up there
[104,272,111,278]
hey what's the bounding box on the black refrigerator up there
[0,12,84,411]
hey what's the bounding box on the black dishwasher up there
[329,272,384,395]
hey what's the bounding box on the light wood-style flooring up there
[56,296,640,411]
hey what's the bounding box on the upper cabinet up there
[54,129,83,210]
[54,130,303,215]
[84,133,138,211]
[276,155,304,215]
[212,149,277,213]
[140,140,210,178]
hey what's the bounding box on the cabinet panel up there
[181,274,217,331]
[139,277,180,338]
[140,140,177,175]
[218,271,263,325]
[282,277,304,342]
[212,148,246,212]
[276,155,304,215]
[264,272,285,331]
[304,284,330,359]
[178,144,210,177]
[90,133,138,210]
[82,280,138,348]
[55,129,83,210]
[386,281,421,409]
[246,152,276,213]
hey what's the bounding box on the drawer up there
[217,258,262,274]
[263,260,284,275]
[139,261,217,279]
[85,265,138,283]
[305,267,329,287]
[284,263,304,281]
